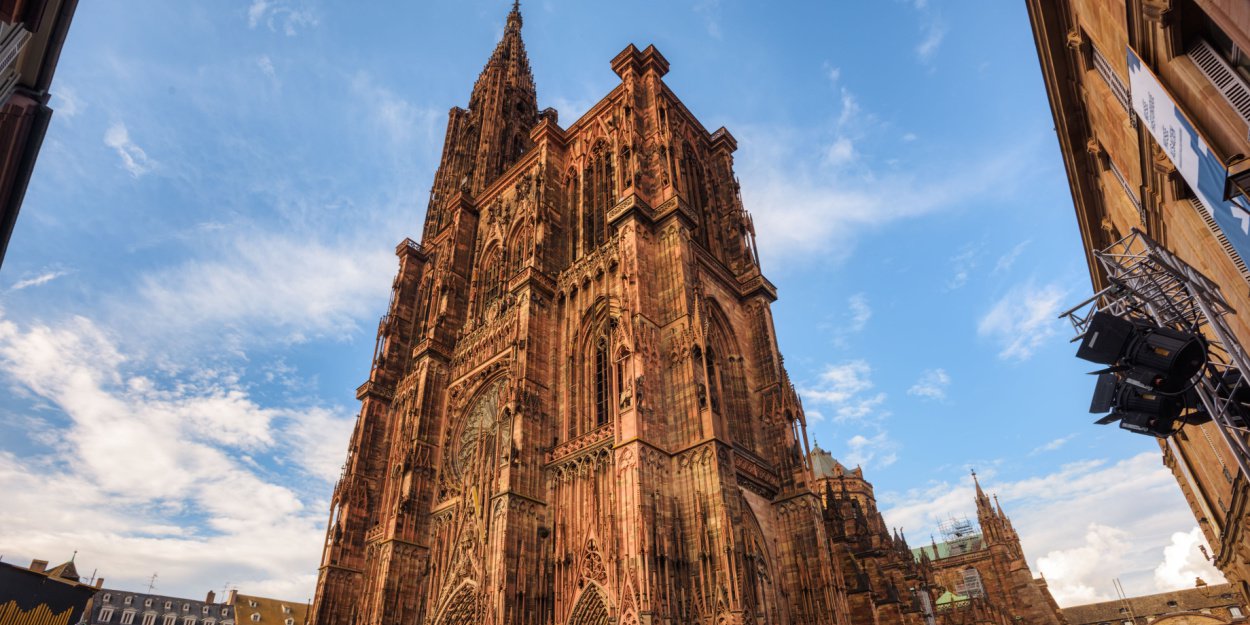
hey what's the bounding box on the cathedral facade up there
[308,6,1066,625]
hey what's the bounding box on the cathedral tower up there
[309,6,850,625]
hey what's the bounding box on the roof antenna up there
[147,572,158,593]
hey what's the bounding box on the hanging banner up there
[1127,46,1250,262]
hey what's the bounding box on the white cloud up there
[882,452,1225,606]
[9,269,69,291]
[978,281,1068,361]
[846,431,898,469]
[257,55,277,81]
[907,368,950,400]
[801,360,873,406]
[53,85,82,118]
[1030,434,1075,455]
[737,123,1032,268]
[0,310,351,599]
[131,231,394,348]
[826,65,841,85]
[103,122,153,177]
[1154,527,1224,589]
[247,0,318,36]
[824,136,855,167]
[902,132,918,142]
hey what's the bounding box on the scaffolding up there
[1059,228,1250,480]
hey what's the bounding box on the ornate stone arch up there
[740,493,780,624]
[506,217,534,276]
[432,580,480,625]
[471,242,504,323]
[567,582,611,625]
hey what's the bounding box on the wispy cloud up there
[247,0,318,36]
[916,18,947,63]
[993,239,1031,275]
[947,244,980,290]
[907,368,950,400]
[1030,433,1075,455]
[103,122,153,177]
[693,0,722,38]
[800,360,896,470]
[978,281,1068,361]
[9,269,69,291]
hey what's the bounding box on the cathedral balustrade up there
[544,423,613,465]
[364,524,386,544]
[449,306,517,377]
[555,233,620,297]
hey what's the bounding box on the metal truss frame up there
[1059,228,1250,479]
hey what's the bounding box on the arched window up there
[567,169,581,262]
[705,346,721,412]
[582,142,615,254]
[680,141,710,247]
[594,338,609,428]
[473,245,503,321]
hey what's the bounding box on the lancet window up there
[473,244,503,321]
[680,141,710,247]
[581,141,615,255]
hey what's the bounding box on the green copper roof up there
[935,590,970,607]
[910,535,985,562]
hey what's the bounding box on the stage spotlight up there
[1076,311,1136,365]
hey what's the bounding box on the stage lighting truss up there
[1059,228,1250,479]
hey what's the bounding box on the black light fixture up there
[1075,311,1207,438]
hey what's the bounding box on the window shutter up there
[1191,196,1250,285]
[1188,39,1250,139]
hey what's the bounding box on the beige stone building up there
[1063,583,1246,625]
[1026,0,1250,598]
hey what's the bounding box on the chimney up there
[29,559,48,573]
[227,590,238,606]
[96,578,105,589]
[206,591,216,605]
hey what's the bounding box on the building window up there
[182,605,189,613]
[284,620,293,625]
[121,611,135,625]
[184,617,196,625]
[204,619,215,625]
[221,610,229,618]
[100,608,115,622]
[594,338,609,427]
[125,598,134,606]
[144,600,153,609]
[250,614,260,622]
[281,608,290,615]
[164,615,176,625]
[202,608,209,615]
[103,594,112,604]
[142,614,156,625]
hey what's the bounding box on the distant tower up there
[308,5,845,625]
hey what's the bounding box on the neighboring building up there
[810,446,1067,625]
[225,592,306,625]
[1025,0,1250,597]
[81,589,232,625]
[0,0,77,270]
[0,558,99,625]
[1063,583,1247,625]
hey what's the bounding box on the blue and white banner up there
[1127,46,1250,263]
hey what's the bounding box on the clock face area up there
[452,380,504,482]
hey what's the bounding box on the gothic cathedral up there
[307,6,1065,625]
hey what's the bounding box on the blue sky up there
[0,0,1223,606]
